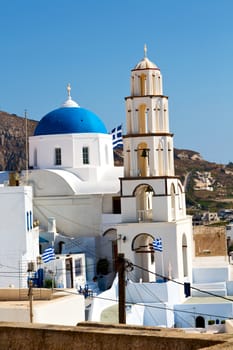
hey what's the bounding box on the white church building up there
[0,47,233,329]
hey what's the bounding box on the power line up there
[133,263,233,303]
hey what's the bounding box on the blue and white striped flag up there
[152,238,163,252]
[111,124,123,149]
[42,247,55,263]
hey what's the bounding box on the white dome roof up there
[134,45,159,70]
[134,57,158,69]
[62,97,79,108]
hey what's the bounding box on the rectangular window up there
[82,147,89,164]
[113,197,121,214]
[55,148,61,165]
[75,258,82,276]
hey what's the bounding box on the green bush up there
[44,279,55,288]
[208,320,215,325]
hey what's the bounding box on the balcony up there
[137,209,152,222]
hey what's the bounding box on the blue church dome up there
[34,85,107,136]
[34,106,107,136]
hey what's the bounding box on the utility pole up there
[118,253,126,324]
[28,279,33,323]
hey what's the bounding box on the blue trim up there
[30,211,32,230]
[26,212,29,231]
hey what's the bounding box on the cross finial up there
[144,44,147,58]
[67,83,71,98]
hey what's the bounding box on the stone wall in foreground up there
[0,322,233,350]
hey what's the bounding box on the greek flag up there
[42,247,55,263]
[152,238,163,252]
[111,124,123,149]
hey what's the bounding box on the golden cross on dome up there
[144,44,147,58]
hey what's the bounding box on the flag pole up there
[52,241,55,290]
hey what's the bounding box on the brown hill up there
[0,111,37,171]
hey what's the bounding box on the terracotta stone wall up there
[193,226,227,257]
[0,322,232,350]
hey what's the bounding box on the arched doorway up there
[196,316,205,328]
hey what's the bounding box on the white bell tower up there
[124,45,173,179]
[116,46,193,285]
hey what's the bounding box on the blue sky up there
[0,0,233,164]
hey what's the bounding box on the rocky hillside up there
[0,111,37,171]
[174,149,233,211]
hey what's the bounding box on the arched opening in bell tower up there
[140,74,146,95]
[134,183,154,222]
[178,184,183,210]
[137,142,150,176]
[139,104,148,133]
[132,233,155,282]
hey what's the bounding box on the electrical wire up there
[133,263,233,303]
